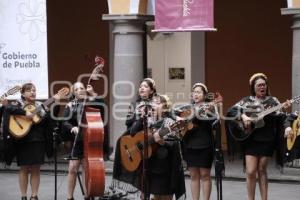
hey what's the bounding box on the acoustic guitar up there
[287,114,300,151]
[229,95,300,141]
[176,92,223,137]
[0,85,21,102]
[9,87,69,139]
[120,120,185,172]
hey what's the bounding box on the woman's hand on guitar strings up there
[284,127,293,138]
[25,111,34,120]
[282,100,291,110]
[241,114,252,129]
[153,131,164,145]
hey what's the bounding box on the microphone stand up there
[212,110,224,200]
[53,125,59,200]
[142,105,150,200]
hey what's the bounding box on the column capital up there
[281,8,300,15]
[102,14,154,35]
[281,8,300,29]
[102,14,154,22]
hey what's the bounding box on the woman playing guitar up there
[284,111,300,160]
[112,78,157,197]
[145,94,186,200]
[2,83,59,200]
[226,73,290,200]
[112,79,186,200]
[177,83,220,200]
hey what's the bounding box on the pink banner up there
[154,0,216,32]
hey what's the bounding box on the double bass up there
[75,56,105,197]
[83,106,105,196]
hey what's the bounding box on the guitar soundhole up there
[136,142,144,151]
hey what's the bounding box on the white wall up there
[147,31,205,105]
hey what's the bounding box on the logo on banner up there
[183,0,193,16]
[0,0,48,99]
[2,51,40,68]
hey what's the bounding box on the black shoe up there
[21,197,27,200]
[30,196,38,200]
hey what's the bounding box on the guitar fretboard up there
[256,104,283,119]
[31,97,55,114]
[256,96,300,119]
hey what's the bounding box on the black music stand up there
[212,119,224,200]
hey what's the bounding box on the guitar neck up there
[256,96,299,119]
[139,127,172,149]
[258,104,283,118]
[0,86,22,101]
[33,97,55,114]
[256,103,283,119]
[43,97,55,107]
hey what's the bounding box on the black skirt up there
[17,141,45,166]
[148,172,172,195]
[184,147,214,168]
[244,140,274,157]
[71,140,83,159]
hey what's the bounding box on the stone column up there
[281,8,300,111]
[102,14,154,151]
